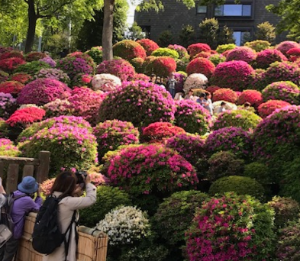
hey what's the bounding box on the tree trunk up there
[102,0,115,61]
[25,0,37,53]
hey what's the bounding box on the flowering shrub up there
[0,81,24,95]
[130,73,150,82]
[43,99,74,118]
[206,85,220,94]
[0,93,16,119]
[14,61,51,75]
[91,73,121,92]
[151,48,179,59]
[276,40,300,56]
[39,56,56,67]
[193,52,211,59]
[86,46,103,64]
[98,81,176,128]
[113,40,147,60]
[205,127,252,158]
[142,122,185,143]
[96,59,135,81]
[267,196,300,227]
[187,43,211,58]
[186,57,215,78]
[262,81,300,104]
[168,44,188,59]
[0,70,9,83]
[210,61,254,91]
[226,46,257,64]
[130,57,144,73]
[212,88,238,103]
[153,191,209,246]
[80,186,131,227]
[208,53,226,66]
[257,99,291,118]
[0,119,9,138]
[0,57,26,73]
[255,49,288,69]
[216,43,236,53]
[93,119,139,160]
[0,138,20,157]
[6,107,45,127]
[213,109,262,131]
[185,192,275,261]
[183,73,208,92]
[35,68,70,85]
[67,51,96,69]
[137,39,159,56]
[19,123,97,173]
[286,47,300,62]
[0,51,24,60]
[96,206,150,246]
[17,78,71,106]
[10,73,33,84]
[71,73,92,87]
[175,99,211,134]
[237,90,263,108]
[146,56,177,77]
[207,151,245,182]
[25,52,46,62]
[244,40,271,52]
[56,56,94,79]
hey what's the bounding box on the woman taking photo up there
[43,170,96,261]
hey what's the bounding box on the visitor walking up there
[167,73,177,98]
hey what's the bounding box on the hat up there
[18,176,38,194]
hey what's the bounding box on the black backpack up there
[32,195,75,258]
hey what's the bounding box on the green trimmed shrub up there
[151,48,179,59]
[244,40,271,52]
[13,61,51,76]
[243,162,271,184]
[216,44,236,54]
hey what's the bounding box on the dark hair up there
[221,102,226,106]
[244,102,251,107]
[200,93,206,98]
[50,171,77,198]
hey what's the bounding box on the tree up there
[178,24,196,47]
[255,22,276,43]
[124,22,145,41]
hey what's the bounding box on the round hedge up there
[237,90,263,108]
[85,46,103,64]
[209,176,265,201]
[168,44,188,59]
[0,81,24,95]
[0,70,9,83]
[183,73,208,92]
[187,43,211,58]
[153,190,209,245]
[276,41,300,56]
[17,78,71,106]
[25,52,46,62]
[0,58,26,73]
[212,88,238,103]
[10,73,33,84]
[255,49,287,69]
[208,53,226,66]
[130,57,144,73]
[35,68,70,85]
[287,47,300,62]
[146,56,177,77]
[67,52,96,69]
[244,40,271,52]
[151,48,179,59]
[226,46,257,64]
[174,99,211,135]
[0,93,16,119]
[257,100,291,118]
[79,185,132,227]
[213,109,262,131]
[6,107,45,128]
[262,81,300,104]
[137,39,159,56]
[216,43,236,53]
[98,81,176,128]
[186,57,215,78]
[113,40,147,61]
[243,162,271,184]
[0,138,20,157]
[210,61,254,91]
[1,51,24,60]
[14,61,51,76]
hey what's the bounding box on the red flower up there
[0,57,26,73]
[6,107,45,127]
[237,90,263,108]
[276,41,300,56]
[0,51,24,60]
[206,86,221,94]
[186,57,215,78]
[137,39,159,56]
[0,81,24,94]
[187,43,211,58]
[258,100,291,118]
[213,88,238,103]
[148,57,177,78]
[10,73,33,84]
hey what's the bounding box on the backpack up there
[32,195,76,258]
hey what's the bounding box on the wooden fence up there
[0,151,50,193]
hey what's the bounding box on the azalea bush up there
[237,90,263,108]
[216,44,236,53]
[96,59,135,81]
[0,138,20,157]
[86,46,103,64]
[35,68,70,84]
[226,46,257,64]
[0,93,16,119]
[286,47,300,62]
[151,48,179,59]
[6,107,45,128]
[93,119,139,161]
[130,57,144,73]
[208,53,226,66]
[98,81,176,128]
[243,162,271,184]
[254,49,287,69]
[257,99,291,118]
[212,88,238,103]
[0,57,26,73]
[0,81,24,95]
[113,40,146,61]
[174,99,211,134]
[186,57,215,78]
[276,40,300,56]
[142,122,185,143]
[183,73,208,92]
[43,99,74,118]
[187,43,211,58]
[206,85,220,94]
[0,70,9,83]
[1,51,24,60]
[14,60,51,75]
[10,73,33,84]
[0,119,9,138]
[25,52,46,62]
[185,192,275,261]
[71,73,93,87]
[168,44,188,59]
[262,81,300,104]
[91,73,121,92]
[146,56,177,77]
[39,56,56,67]
[137,39,159,56]
[244,40,271,52]
[67,52,96,69]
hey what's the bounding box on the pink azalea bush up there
[226,46,257,64]
[286,47,300,62]
[67,52,96,69]
[186,57,215,78]
[0,138,20,156]
[6,107,45,127]
[137,39,159,56]
[237,90,263,108]
[35,68,70,84]
[257,100,291,118]
[91,74,121,92]
[17,78,71,106]
[276,41,300,56]
[168,44,188,58]
[39,56,56,67]
[93,119,139,160]
[213,88,238,103]
[174,99,211,135]
[185,192,275,261]
[98,81,176,128]
[113,40,147,60]
[254,49,287,69]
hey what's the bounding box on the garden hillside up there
[1,40,300,260]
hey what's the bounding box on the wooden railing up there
[0,151,50,193]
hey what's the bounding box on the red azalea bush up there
[142,122,186,143]
[137,39,159,56]
[113,40,147,60]
[147,56,177,77]
[185,192,275,261]
[25,52,46,62]
[213,88,238,103]
[257,100,291,118]
[206,86,221,94]
[96,59,135,81]
[10,73,33,84]
[0,70,9,83]
[255,49,287,69]
[286,47,300,62]
[210,61,254,91]
[0,51,24,60]
[17,78,71,106]
[186,57,215,78]
[276,41,300,56]
[237,90,263,108]
[0,57,26,73]
[226,46,257,64]
[0,81,24,95]
[187,43,211,58]
[6,107,45,127]
[193,52,211,59]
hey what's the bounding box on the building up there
[135,0,285,45]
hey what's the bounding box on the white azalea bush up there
[183,73,208,93]
[91,73,121,92]
[96,206,151,246]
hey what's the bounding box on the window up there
[215,4,252,16]
[233,31,251,46]
[197,5,207,14]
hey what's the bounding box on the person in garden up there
[167,73,177,98]
[185,89,196,101]
[43,170,96,261]
[155,76,166,89]
[0,176,42,261]
[217,101,227,114]
[174,91,184,101]
[196,93,207,107]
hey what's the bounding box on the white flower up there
[91,74,121,92]
[183,73,208,93]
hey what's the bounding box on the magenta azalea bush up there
[262,81,300,104]
[35,68,70,85]
[93,119,139,161]
[39,56,56,67]
[17,78,71,106]
[205,127,252,158]
[174,99,211,135]
[276,41,300,56]
[98,81,176,128]
[254,49,287,69]
[0,138,20,156]
[226,46,257,64]
[185,192,275,261]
